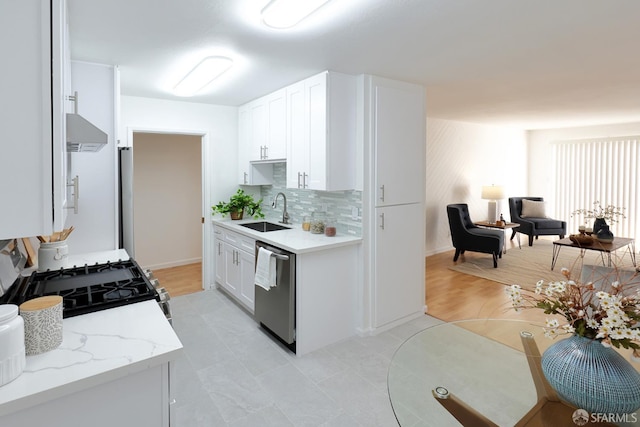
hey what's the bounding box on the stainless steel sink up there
[240,221,292,232]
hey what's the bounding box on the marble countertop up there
[212,218,362,254]
[0,249,183,417]
[0,300,182,417]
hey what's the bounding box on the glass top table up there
[387,319,639,427]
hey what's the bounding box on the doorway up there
[131,132,203,292]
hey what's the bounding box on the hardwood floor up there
[152,262,203,297]
[425,246,548,323]
[154,241,548,322]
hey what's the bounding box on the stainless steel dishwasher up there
[254,241,296,352]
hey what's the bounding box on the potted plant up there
[211,189,265,220]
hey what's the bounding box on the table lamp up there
[481,185,505,224]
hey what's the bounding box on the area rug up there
[447,238,637,291]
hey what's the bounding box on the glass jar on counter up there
[310,212,326,234]
[302,216,311,231]
[324,218,337,237]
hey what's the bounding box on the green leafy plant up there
[211,189,265,219]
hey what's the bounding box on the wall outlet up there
[351,207,360,220]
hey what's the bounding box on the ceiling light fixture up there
[173,56,233,97]
[261,0,331,29]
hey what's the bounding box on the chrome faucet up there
[272,192,290,224]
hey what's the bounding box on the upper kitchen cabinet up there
[0,0,70,239]
[286,71,357,191]
[238,104,274,186]
[371,77,425,206]
[239,88,287,163]
[264,89,287,160]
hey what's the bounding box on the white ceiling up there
[68,0,640,130]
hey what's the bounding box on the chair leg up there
[510,229,517,240]
[492,253,498,268]
[453,248,462,262]
[559,234,565,239]
[528,235,534,246]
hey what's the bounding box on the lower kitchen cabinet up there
[213,226,255,312]
[0,363,173,427]
[373,203,425,328]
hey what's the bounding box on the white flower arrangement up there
[506,267,640,357]
[571,201,626,224]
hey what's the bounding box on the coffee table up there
[475,221,521,253]
[551,237,636,270]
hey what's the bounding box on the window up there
[554,137,640,244]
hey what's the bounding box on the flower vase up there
[592,217,607,235]
[541,335,640,414]
[596,224,614,243]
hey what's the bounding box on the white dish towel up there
[255,247,276,291]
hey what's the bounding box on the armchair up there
[508,197,566,246]
[446,204,503,268]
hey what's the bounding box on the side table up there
[475,221,521,254]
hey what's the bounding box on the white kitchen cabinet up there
[373,78,425,206]
[362,75,426,331]
[373,204,424,328]
[0,0,69,239]
[0,363,173,427]
[286,71,357,191]
[213,226,255,312]
[241,89,287,163]
[264,89,287,160]
[214,228,224,284]
[238,103,275,185]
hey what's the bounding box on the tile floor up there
[170,288,443,426]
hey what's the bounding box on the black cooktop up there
[1,259,159,318]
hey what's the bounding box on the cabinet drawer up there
[222,228,256,253]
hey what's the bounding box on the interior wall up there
[120,96,237,288]
[132,133,202,269]
[425,117,527,255]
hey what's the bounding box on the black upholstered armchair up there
[446,204,504,268]
[508,197,566,246]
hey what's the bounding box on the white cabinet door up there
[238,249,255,311]
[286,71,356,191]
[372,78,425,206]
[0,0,64,239]
[374,203,424,328]
[305,73,328,190]
[213,234,225,285]
[265,89,287,160]
[238,105,251,184]
[250,100,267,161]
[286,81,307,188]
[223,243,239,295]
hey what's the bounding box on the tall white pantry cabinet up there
[0,0,70,240]
[362,75,426,331]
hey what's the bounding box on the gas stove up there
[0,258,171,322]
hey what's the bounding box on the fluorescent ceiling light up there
[173,56,233,96]
[261,0,331,29]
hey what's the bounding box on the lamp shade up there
[481,185,505,200]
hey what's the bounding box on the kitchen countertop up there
[0,300,182,417]
[212,218,362,254]
[0,248,183,417]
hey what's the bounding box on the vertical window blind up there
[554,137,640,244]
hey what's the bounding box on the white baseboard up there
[144,257,201,271]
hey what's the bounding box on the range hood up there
[66,91,108,152]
